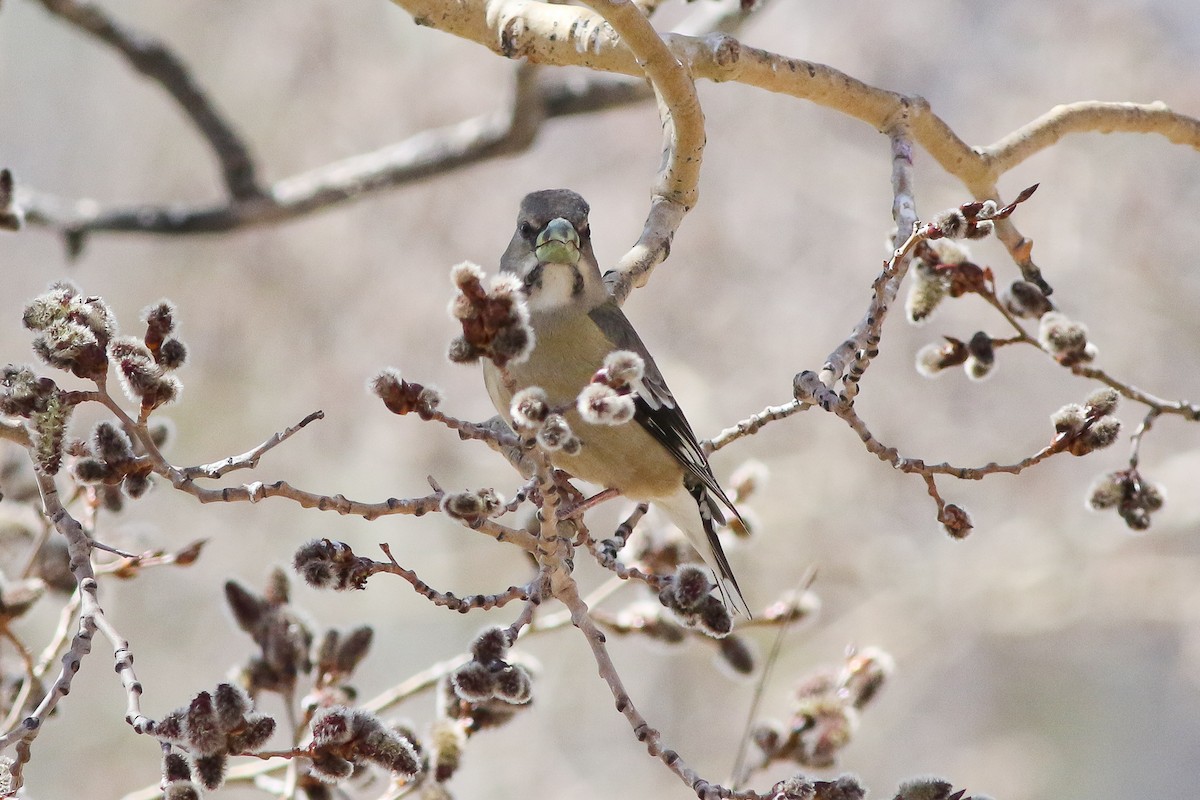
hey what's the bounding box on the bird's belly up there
[483,318,683,499]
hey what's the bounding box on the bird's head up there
[501,189,606,317]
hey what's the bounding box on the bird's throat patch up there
[525,263,584,314]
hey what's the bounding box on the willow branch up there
[981,100,1200,178]
[0,472,151,790]
[387,0,1200,219]
[35,0,262,200]
[573,0,705,302]
[22,63,545,250]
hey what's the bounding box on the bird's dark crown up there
[516,189,590,238]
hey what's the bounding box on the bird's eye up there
[518,221,534,238]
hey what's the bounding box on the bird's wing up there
[587,302,739,519]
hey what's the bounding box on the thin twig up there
[182,410,324,478]
[705,401,806,454]
[821,118,919,393]
[23,62,547,247]
[376,542,532,612]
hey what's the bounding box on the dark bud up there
[718,635,756,675]
[149,419,174,448]
[360,726,421,776]
[224,580,269,634]
[750,719,787,758]
[963,331,995,382]
[1003,280,1053,318]
[1084,387,1120,417]
[316,630,339,674]
[450,661,496,703]
[370,369,436,418]
[469,627,509,664]
[227,713,276,753]
[142,301,176,339]
[1071,417,1121,456]
[310,707,354,746]
[813,775,866,800]
[1038,312,1092,364]
[490,325,533,365]
[191,752,227,791]
[915,337,969,378]
[91,421,134,463]
[941,504,973,539]
[844,647,893,708]
[293,538,372,591]
[264,566,289,606]
[671,564,715,612]
[929,209,967,239]
[0,578,44,620]
[893,777,959,800]
[299,783,333,800]
[1051,403,1086,435]
[0,365,57,417]
[441,491,485,520]
[173,538,207,567]
[122,470,152,499]
[100,486,124,512]
[184,691,226,756]
[774,775,816,800]
[0,169,21,231]
[1121,506,1151,531]
[492,664,533,705]
[163,782,203,800]
[163,752,192,783]
[309,752,354,783]
[697,595,733,638]
[153,710,186,744]
[447,336,481,365]
[31,552,70,612]
[334,626,374,675]
[158,338,188,370]
[214,683,250,731]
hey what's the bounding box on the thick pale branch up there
[981,100,1200,178]
[21,0,1200,266]
[575,0,705,301]
[390,0,1200,201]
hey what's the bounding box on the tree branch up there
[35,0,263,201]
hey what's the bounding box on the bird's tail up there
[656,484,751,617]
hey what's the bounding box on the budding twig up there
[376,543,533,612]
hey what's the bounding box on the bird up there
[482,188,748,615]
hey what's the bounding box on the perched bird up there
[483,189,748,614]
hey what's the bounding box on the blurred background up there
[2,0,1200,797]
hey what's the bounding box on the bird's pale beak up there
[535,217,580,265]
